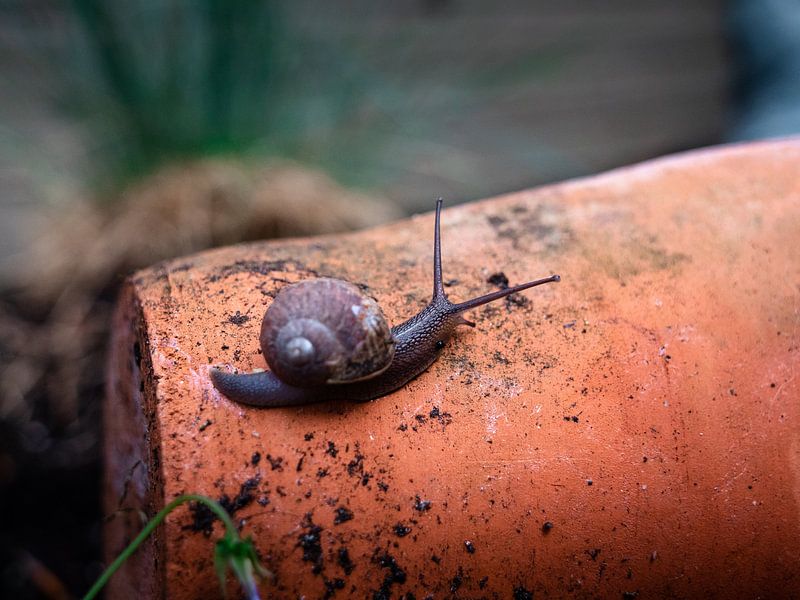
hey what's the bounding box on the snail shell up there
[260,278,395,388]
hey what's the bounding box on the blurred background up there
[1,0,799,597]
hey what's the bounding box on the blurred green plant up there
[69,0,290,186]
[62,1,568,200]
[82,494,271,600]
[66,0,400,193]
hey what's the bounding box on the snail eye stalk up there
[429,197,560,313]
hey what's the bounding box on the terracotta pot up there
[105,139,800,598]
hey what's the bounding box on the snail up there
[210,199,560,407]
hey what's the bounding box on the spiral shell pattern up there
[260,278,395,388]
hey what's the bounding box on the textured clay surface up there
[105,139,800,599]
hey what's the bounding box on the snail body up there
[210,199,560,407]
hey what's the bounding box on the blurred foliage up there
[62,0,572,198]
[4,1,735,217]
[68,1,295,187]
[65,0,439,193]
[73,1,279,151]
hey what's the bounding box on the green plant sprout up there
[83,494,272,600]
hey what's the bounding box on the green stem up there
[83,494,236,600]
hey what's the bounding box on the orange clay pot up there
[105,139,800,599]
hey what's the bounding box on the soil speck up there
[414,496,432,512]
[450,567,463,592]
[298,513,324,574]
[227,311,249,325]
[372,552,407,599]
[334,506,354,524]
[326,441,338,457]
[487,272,509,288]
[514,586,534,600]
[266,454,283,471]
[338,547,355,575]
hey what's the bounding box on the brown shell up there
[259,278,395,388]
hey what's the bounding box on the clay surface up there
[105,139,800,598]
